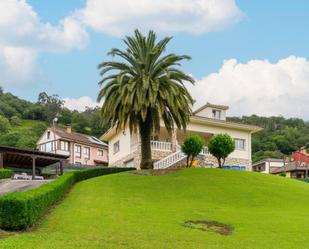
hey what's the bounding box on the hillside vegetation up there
[0,88,110,150]
[1,169,309,249]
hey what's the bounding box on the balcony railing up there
[131,140,172,153]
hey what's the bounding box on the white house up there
[252,158,286,174]
[101,103,262,170]
[37,127,108,166]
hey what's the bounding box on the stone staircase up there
[153,146,210,169]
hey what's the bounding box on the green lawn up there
[1,169,309,249]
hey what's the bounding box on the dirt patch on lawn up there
[0,229,17,239]
[183,220,234,236]
[131,168,180,176]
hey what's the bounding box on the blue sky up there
[2,0,309,118]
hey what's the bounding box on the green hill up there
[1,169,309,249]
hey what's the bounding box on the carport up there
[0,145,69,179]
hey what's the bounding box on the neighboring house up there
[272,147,309,179]
[252,158,285,174]
[37,127,108,166]
[272,161,309,179]
[101,102,262,170]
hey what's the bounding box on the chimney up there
[66,126,72,134]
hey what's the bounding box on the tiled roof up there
[272,161,309,174]
[193,102,229,114]
[52,127,107,147]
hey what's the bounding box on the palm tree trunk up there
[139,116,153,169]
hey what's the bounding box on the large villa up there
[101,103,262,170]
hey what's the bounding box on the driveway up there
[0,179,52,195]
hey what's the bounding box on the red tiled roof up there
[52,127,107,148]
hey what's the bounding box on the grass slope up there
[1,169,309,249]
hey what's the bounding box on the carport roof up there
[0,145,69,168]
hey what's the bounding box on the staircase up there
[153,146,210,169]
[153,150,187,169]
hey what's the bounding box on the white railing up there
[153,150,187,169]
[131,140,172,153]
[201,146,210,155]
[151,140,172,151]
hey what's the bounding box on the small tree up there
[208,134,235,168]
[0,115,10,133]
[10,116,21,126]
[181,135,204,168]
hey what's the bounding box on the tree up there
[181,135,204,168]
[98,30,194,169]
[10,115,21,126]
[0,115,10,133]
[208,134,235,168]
[37,92,64,123]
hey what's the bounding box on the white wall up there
[108,126,131,164]
[195,107,226,121]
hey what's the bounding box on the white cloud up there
[76,0,242,36]
[63,96,99,112]
[190,56,309,119]
[0,0,89,86]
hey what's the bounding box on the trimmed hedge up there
[0,169,13,179]
[0,167,133,230]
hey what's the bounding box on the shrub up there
[0,169,13,179]
[0,167,133,230]
[10,116,21,126]
[279,172,286,177]
[208,134,235,168]
[181,135,204,168]
[0,115,10,133]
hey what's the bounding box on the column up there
[171,127,178,152]
[31,156,36,180]
[0,152,4,168]
[60,160,64,175]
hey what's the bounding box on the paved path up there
[0,179,52,195]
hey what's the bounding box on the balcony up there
[131,140,172,153]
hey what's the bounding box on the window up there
[113,141,120,154]
[84,147,90,159]
[235,138,245,150]
[75,145,81,158]
[97,149,104,156]
[47,131,51,139]
[60,141,69,151]
[212,109,221,120]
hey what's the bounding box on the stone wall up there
[110,149,251,171]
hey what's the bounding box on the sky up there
[1,0,309,119]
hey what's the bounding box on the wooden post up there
[0,152,3,168]
[32,156,36,180]
[60,160,64,175]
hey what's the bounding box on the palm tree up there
[98,30,194,169]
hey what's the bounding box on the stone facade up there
[111,147,251,170]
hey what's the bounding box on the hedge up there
[0,167,133,230]
[0,169,13,179]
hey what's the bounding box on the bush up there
[10,116,21,126]
[0,167,133,230]
[0,169,13,179]
[279,172,286,177]
[181,135,204,168]
[208,134,235,168]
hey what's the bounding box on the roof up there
[193,102,229,114]
[252,158,285,166]
[272,161,309,174]
[0,145,69,168]
[190,115,262,133]
[52,127,108,147]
